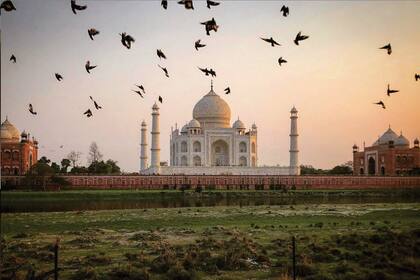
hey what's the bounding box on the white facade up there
[140,85,300,175]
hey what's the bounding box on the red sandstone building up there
[0,117,38,175]
[353,127,419,176]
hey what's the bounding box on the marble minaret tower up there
[150,103,161,174]
[289,106,300,175]
[140,120,148,171]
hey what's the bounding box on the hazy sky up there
[1,0,419,171]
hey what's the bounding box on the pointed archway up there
[368,157,376,175]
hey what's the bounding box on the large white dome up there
[192,88,231,129]
[1,118,20,143]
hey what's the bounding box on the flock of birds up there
[2,0,419,119]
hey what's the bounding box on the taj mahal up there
[139,84,300,175]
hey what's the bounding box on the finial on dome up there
[210,80,213,91]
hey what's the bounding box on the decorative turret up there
[353,144,359,153]
[415,138,419,148]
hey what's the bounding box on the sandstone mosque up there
[139,84,300,175]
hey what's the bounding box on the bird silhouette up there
[261,37,280,47]
[71,0,86,15]
[10,54,16,63]
[83,109,93,117]
[29,104,37,115]
[387,84,399,96]
[294,31,309,45]
[157,49,167,59]
[374,101,386,109]
[379,43,392,55]
[55,73,63,81]
[280,5,289,17]
[224,87,231,94]
[89,96,102,109]
[136,85,146,94]
[415,73,420,81]
[209,69,216,78]
[132,90,144,98]
[158,65,169,77]
[88,28,100,40]
[207,0,220,9]
[85,61,97,73]
[161,0,168,9]
[201,18,218,36]
[1,0,15,12]
[178,0,193,10]
[278,57,287,66]
[198,67,211,76]
[159,96,163,103]
[120,32,135,49]
[195,39,206,50]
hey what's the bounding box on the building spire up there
[210,80,213,91]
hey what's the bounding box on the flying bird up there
[294,31,309,45]
[387,84,399,96]
[207,0,220,9]
[28,104,37,115]
[195,39,206,50]
[85,61,97,73]
[158,65,169,77]
[132,90,144,98]
[60,145,64,148]
[10,54,16,63]
[89,96,102,109]
[201,18,219,36]
[374,101,386,109]
[280,5,289,17]
[159,96,163,103]
[1,0,16,12]
[136,85,145,94]
[120,32,135,49]
[224,87,231,94]
[161,0,167,9]
[208,69,216,78]
[415,73,420,81]
[278,57,287,66]
[55,73,63,81]
[88,28,100,40]
[83,109,92,117]
[260,37,280,47]
[178,0,193,10]
[71,0,86,15]
[198,67,216,77]
[379,43,392,55]
[157,49,167,59]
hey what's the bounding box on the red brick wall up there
[2,175,420,189]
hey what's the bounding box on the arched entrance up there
[211,140,229,166]
[381,166,385,175]
[368,157,376,175]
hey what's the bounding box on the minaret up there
[289,106,300,175]
[140,120,148,171]
[150,103,161,174]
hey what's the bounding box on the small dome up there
[21,130,28,137]
[252,123,257,130]
[181,124,188,133]
[291,106,298,113]
[232,119,245,129]
[187,119,201,128]
[152,103,159,110]
[1,118,20,143]
[353,144,358,149]
[395,134,409,146]
[141,120,147,126]
[373,127,398,146]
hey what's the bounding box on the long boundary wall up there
[2,175,420,190]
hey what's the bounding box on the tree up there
[67,151,82,167]
[70,166,89,174]
[87,159,121,174]
[26,162,55,191]
[88,142,103,165]
[106,159,121,173]
[38,156,51,165]
[60,158,71,173]
[51,162,61,173]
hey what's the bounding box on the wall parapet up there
[2,175,420,189]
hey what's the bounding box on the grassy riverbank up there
[2,203,420,279]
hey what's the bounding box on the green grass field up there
[2,200,420,279]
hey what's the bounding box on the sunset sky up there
[1,0,419,172]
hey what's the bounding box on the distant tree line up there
[23,142,121,190]
[300,161,353,175]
